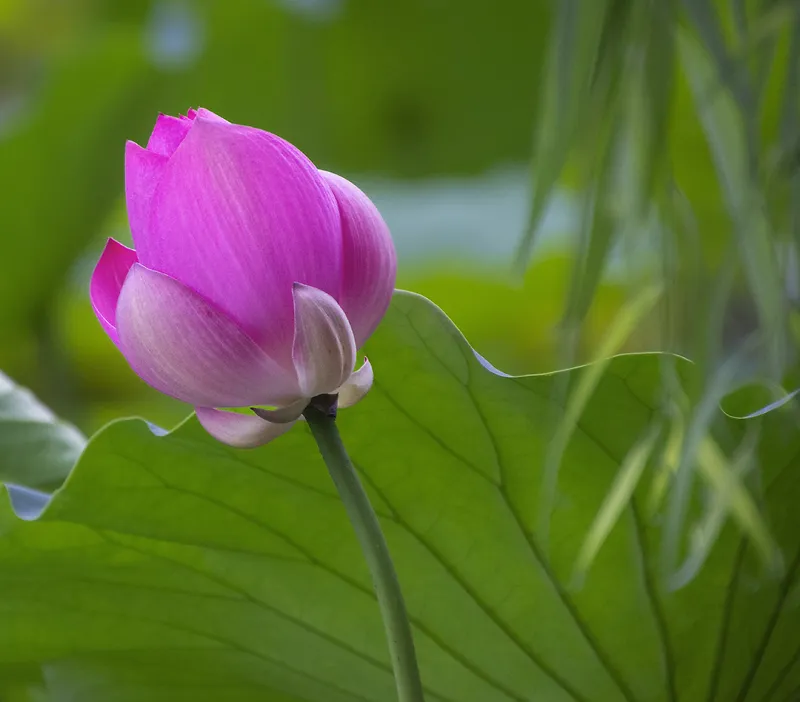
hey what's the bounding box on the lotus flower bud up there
[90,108,395,447]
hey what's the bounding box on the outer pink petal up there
[136,117,342,362]
[195,407,295,448]
[292,283,356,397]
[89,238,138,345]
[146,114,192,157]
[321,171,396,348]
[125,141,168,247]
[116,263,299,408]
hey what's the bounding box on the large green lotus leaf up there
[0,292,798,701]
[0,371,85,491]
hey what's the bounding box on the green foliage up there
[0,370,84,491]
[403,258,635,375]
[2,2,800,696]
[1,293,798,701]
[520,0,800,376]
[0,28,151,335]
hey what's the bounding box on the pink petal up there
[146,114,192,157]
[321,171,396,348]
[89,238,138,345]
[196,407,295,448]
[135,117,342,363]
[194,107,229,123]
[125,141,168,248]
[116,264,299,408]
[292,283,356,397]
[337,357,373,408]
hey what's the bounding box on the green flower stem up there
[303,400,426,702]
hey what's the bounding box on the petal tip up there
[195,107,228,123]
[90,238,138,342]
[337,357,374,409]
[251,398,307,424]
[146,114,193,157]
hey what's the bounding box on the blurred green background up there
[1,0,798,435]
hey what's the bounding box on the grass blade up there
[573,420,662,587]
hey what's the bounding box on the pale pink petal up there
[116,264,299,408]
[125,141,168,247]
[321,171,396,348]
[135,117,342,363]
[292,283,356,397]
[337,357,374,408]
[146,114,192,157]
[89,238,138,345]
[196,407,295,448]
[251,399,308,424]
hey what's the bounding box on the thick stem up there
[303,401,426,702]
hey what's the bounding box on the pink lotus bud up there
[90,108,395,447]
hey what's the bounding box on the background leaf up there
[0,370,84,491]
[0,293,797,701]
